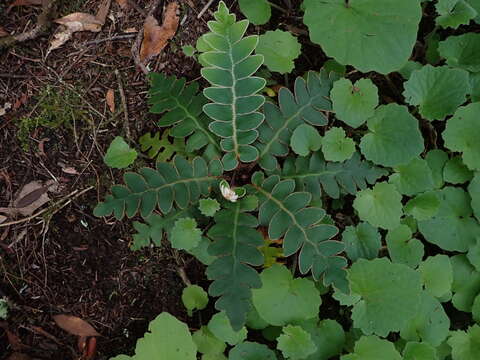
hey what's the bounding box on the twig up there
[0,73,31,79]
[198,0,215,18]
[82,34,137,46]
[0,0,57,48]
[0,186,94,228]
[127,0,147,16]
[115,69,131,142]
[177,267,192,286]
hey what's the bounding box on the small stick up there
[197,0,215,19]
[127,0,147,16]
[115,69,131,142]
[82,34,137,46]
[177,267,192,286]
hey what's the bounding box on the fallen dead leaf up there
[0,215,7,224]
[48,0,111,53]
[0,27,8,37]
[37,137,49,156]
[62,167,79,175]
[0,180,53,217]
[123,27,137,33]
[115,0,128,10]
[0,323,28,352]
[140,2,179,63]
[53,315,100,337]
[106,88,115,112]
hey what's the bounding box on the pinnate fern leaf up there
[280,152,388,204]
[94,156,223,220]
[199,1,266,171]
[148,73,221,155]
[255,70,339,171]
[249,172,348,292]
[206,196,264,331]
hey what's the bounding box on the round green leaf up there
[403,65,470,121]
[353,182,403,230]
[104,136,138,169]
[418,187,480,252]
[170,218,202,251]
[323,59,346,76]
[229,342,277,360]
[303,0,422,74]
[399,61,423,80]
[403,342,438,360]
[321,127,356,162]
[348,258,423,337]
[439,33,480,72]
[238,0,271,25]
[252,265,321,326]
[182,285,209,316]
[341,336,402,360]
[331,78,378,128]
[192,326,226,355]
[199,198,221,217]
[386,225,424,268]
[471,72,480,102]
[443,156,473,184]
[256,30,301,74]
[472,294,480,323]
[467,240,480,271]
[451,254,480,312]
[277,325,317,360]
[389,157,435,196]
[342,222,381,262]
[443,103,480,171]
[299,319,345,360]
[448,325,480,360]
[405,191,441,221]
[469,173,480,221]
[290,124,322,157]
[419,255,453,299]
[207,312,247,346]
[436,0,478,29]
[426,149,449,189]
[359,104,424,167]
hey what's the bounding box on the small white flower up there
[220,182,238,202]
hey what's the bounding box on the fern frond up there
[206,196,264,331]
[94,156,223,220]
[255,70,339,171]
[249,172,348,293]
[148,73,221,156]
[199,1,266,170]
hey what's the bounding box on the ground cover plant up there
[92,1,480,358]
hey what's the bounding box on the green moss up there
[17,86,87,150]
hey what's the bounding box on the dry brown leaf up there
[115,0,128,10]
[53,315,100,337]
[0,27,8,37]
[106,88,115,112]
[7,0,42,13]
[0,181,53,217]
[140,2,179,63]
[0,215,6,224]
[123,27,137,33]
[96,0,112,25]
[62,167,79,175]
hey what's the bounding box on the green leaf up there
[400,292,450,347]
[207,312,247,346]
[139,131,189,162]
[469,173,480,221]
[256,70,338,171]
[182,285,209,316]
[467,239,480,271]
[386,225,424,268]
[389,157,435,196]
[403,342,438,360]
[0,299,8,320]
[323,59,346,76]
[250,174,348,292]
[472,294,480,323]
[443,156,473,184]
[256,30,301,74]
[353,182,403,230]
[277,325,317,360]
[426,149,448,189]
[252,265,321,326]
[199,198,220,217]
[238,0,271,25]
[331,78,378,128]
[299,319,345,360]
[94,156,223,220]
[117,312,197,359]
[451,254,480,312]
[199,2,265,170]
[229,342,277,360]
[290,124,322,157]
[188,236,216,265]
[359,104,424,167]
[418,187,480,252]
[405,191,441,221]
[403,65,470,121]
[303,0,422,74]
[439,33,480,72]
[148,73,220,155]
[192,326,226,356]
[425,30,442,65]
[280,152,387,203]
[182,45,196,57]
[348,258,422,337]
[170,217,202,250]
[245,305,269,330]
[104,136,137,169]
[448,325,480,360]
[206,197,264,331]
[470,72,480,102]
[398,61,423,80]
[341,336,402,360]
[436,0,478,29]
[419,255,453,299]
[443,103,480,171]
[342,222,381,262]
[321,127,356,162]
